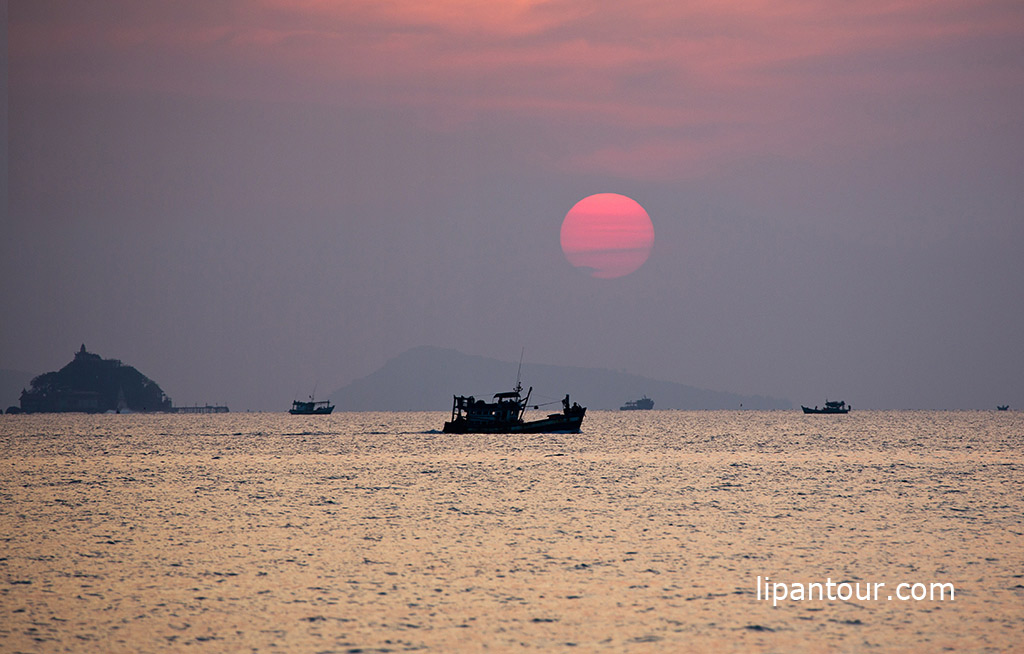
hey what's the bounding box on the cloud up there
[10,0,1023,179]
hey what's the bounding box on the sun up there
[560,193,655,279]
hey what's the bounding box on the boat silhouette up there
[802,400,850,414]
[289,395,334,415]
[442,382,585,433]
[620,396,654,411]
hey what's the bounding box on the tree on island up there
[19,345,173,413]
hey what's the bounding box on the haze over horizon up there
[4,2,1023,411]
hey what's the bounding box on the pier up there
[172,404,229,414]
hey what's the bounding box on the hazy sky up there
[4,1,1023,410]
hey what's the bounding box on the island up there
[17,344,173,413]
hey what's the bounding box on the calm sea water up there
[1,410,1021,652]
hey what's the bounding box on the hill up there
[16,344,173,413]
[328,346,791,411]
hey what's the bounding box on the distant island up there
[13,344,173,414]
[328,346,791,411]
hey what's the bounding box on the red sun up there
[560,193,655,279]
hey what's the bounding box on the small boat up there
[443,382,585,433]
[802,400,850,414]
[289,395,334,415]
[997,405,1009,411]
[620,396,654,411]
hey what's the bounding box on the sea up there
[1,410,1021,653]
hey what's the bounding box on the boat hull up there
[289,405,334,415]
[801,406,849,414]
[443,409,585,434]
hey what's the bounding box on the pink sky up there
[13,0,1023,181]
[5,1,1023,410]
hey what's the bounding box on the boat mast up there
[516,348,527,421]
[515,348,524,395]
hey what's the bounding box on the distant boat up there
[620,396,654,411]
[802,400,850,414]
[997,405,1009,411]
[442,382,585,433]
[289,395,334,415]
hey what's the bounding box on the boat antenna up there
[515,348,524,394]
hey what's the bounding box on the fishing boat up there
[442,382,585,433]
[289,396,334,415]
[802,400,850,414]
[620,396,654,411]
[997,405,1009,411]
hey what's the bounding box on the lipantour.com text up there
[756,576,955,607]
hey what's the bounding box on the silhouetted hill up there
[17,345,173,413]
[328,346,791,411]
